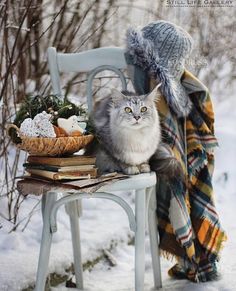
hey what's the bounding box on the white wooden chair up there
[34,47,162,291]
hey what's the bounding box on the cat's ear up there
[146,83,162,102]
[111,88,126,106]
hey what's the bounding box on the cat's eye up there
[140,106,147,113]
[124,107,132,113]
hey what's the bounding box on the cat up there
[88,84,162,175]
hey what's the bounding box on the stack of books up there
[24,155,97,180]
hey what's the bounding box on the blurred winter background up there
[0,0,236,290]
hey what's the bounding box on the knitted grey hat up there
[126,20,193,117]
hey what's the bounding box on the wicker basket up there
[8,124,94,156]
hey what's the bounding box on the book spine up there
[23,163,59,172]
[27,168,97,180]
[27,157,96,167]
[24,163,95,172]
[55,174,92,180]
[58,169,97,177]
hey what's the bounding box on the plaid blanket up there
[153,70,227,282]
[126,55,227,282]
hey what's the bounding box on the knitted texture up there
[126,21,193,117]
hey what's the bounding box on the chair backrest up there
[47,47,128,113]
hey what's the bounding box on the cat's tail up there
[150,143,185,181]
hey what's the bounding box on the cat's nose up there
[134,115,141,121]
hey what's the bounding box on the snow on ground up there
[0,193,133,291]
[0,96,236,291]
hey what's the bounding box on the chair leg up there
[148,186,162,289]
[67,200,84,290]
[35,192,57,291]
[135,189,146,291]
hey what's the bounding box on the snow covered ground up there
[0,96,235,291]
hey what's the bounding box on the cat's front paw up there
[123,166,140,175]
[139,163,150,173]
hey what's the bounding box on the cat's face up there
[114,97,154,129]
[110,85,160,129]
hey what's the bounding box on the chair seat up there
[99,172,157,192]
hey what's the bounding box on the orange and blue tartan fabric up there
[152,70,227,282]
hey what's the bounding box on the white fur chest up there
[111,123,161,165]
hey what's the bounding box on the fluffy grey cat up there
[89,85,162,175]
